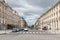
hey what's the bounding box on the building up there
[0,0,27,30]
[20,17,27,28]
[34,0,60,31]
[34,18,41,30]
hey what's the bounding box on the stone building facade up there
[20,17,27,28]
[34,0,60,31]
[0,0,27,30]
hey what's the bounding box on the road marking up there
[26,32,28,34]
[29,32,32,34]
[33,32,35,34]
[23,32,25,34]
[19,32,43,34]
[36,32,39,34]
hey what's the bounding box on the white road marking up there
[33,32,35,34]
[29,32,32,34]
[23,32,25,34]
[36,32,39,34]
[26,32,29,34]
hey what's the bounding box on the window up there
[54,13,55,16]
[59,10,60,13]
[59,17,60,21]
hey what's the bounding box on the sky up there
[5,0,57,26]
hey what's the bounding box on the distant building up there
[20,17,27,28]
[34,0,60,31]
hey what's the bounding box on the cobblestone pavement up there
[0,31,60,40]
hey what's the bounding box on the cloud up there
[24,14,40,25]
[6,0,57,25]
[27,0,57,8]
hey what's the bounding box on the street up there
[0,0,60,40]
[0,30,60,40]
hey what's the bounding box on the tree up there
[30,25,34,29]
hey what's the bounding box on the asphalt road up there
[0,30,60,40]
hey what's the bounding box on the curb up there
[0,30,12,35]
[0,33,7,35]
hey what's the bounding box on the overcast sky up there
[6,0,57,26]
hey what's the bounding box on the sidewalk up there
[46,30,60,34]
[0,30,12,35]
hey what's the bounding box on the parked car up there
[19,28,24,31]
[12,28,20,32]
[23,28,28,31]
[42,27,48,30]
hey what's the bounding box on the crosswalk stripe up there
[23,32,25,34]
[26,32,29,34]
[19,32,44,34]
[33,32,35,34]
[36,32,39,34]
[29,32,32,34]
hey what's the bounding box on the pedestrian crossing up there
[19,32,46,34]
[8,31,56,35]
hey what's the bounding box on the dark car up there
[42,27,48,30]
[12,28,20,32]
[19,28,24,31]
